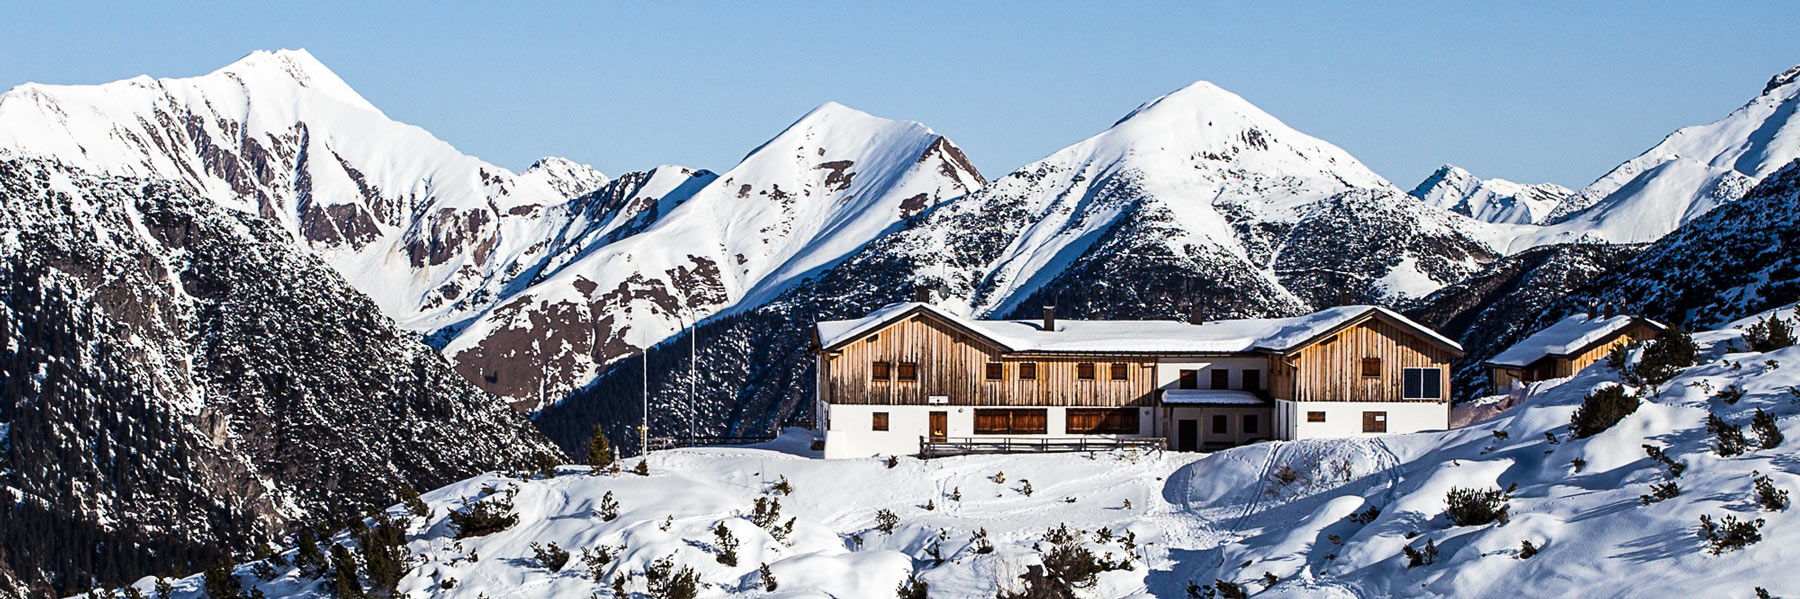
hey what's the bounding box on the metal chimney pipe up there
[1042,304,1056,331]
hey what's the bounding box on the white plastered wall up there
[1276,400,1448,440]
[822,404,1157,459]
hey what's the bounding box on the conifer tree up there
[329,543,364,599]
[587,425,616,475]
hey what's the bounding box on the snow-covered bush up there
[1445,487,1510,526]
[599,490,619,521]
[1752,473,1789,511]
[1571,384,1640,438]
[529,542,570,571]
[875,509,900,534]
[450,494,518,538]
[1641,480,1680,505]
[1715,384,1747,404]
[1518,540,1539,559]
[1752,409,1783,449]
[1743,315,1797,353]
[1706,413,1750,457]
[579,545,617,582]
[1403,538,1439,568]
[1633,328,1698,387]
[713,522,739,566]
[1698,514,1764,554]
[896,573,928,599]
[645,555,698,599]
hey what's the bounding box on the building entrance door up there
[929,411,948,442]
[1177,419,1198,452]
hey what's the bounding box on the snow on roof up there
[1162,389,1268,405]
[1487,314,1665,367]
[816,303,1461,355]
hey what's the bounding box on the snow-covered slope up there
[1408,164,1571,225]
[1510,63,1800,248]
[144,304,1800,599]
[441,102,984,410]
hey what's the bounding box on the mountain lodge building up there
[1485,314,1666,394]
[810,302,1461,459]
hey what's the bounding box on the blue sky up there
[3,2,1797,188]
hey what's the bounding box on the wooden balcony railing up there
[919,436,1166,458]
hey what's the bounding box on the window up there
[1212,414,1229,434]
[872,361,891,381]
[1361,358,1382,377]
[1403,367,1444,400]
[897,362,918,382]
[985,363,1003,380]
[871,412,889,431]
[1242,414,1259,434]
[1110,363,1129,381]
[1020,362,1038,380]
[974,409,1047,434]
[1211,369,1231,390]
[1242,369,1261,391]
[1362,411,1388,433]
[1067,408,1139,434]
[1077,362,1096,380]
[1306,411,1326,423]
[1178,369,1198,389]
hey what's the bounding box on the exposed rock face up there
[0,159,557,596]
[1403,243,1644,401]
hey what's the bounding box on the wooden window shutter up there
[1362,358,1382,377]
[897,362,918,381]
[872,361,890,381]
[1179,369,1198,390]
[1077,362,1096,380]
[985,362,1004,380]
[871,412,889,431]
[1306,411,1326,423]
[1362,411,1387,433]
[1020,362,1037,380]
[1110,363,1128,381]
[1210,369,1230,390]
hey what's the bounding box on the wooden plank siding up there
[822,313,1156,407]
[1281,315,1455,403]
[1559,322,1660,378]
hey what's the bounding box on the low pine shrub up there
[1753,473,1790,511]
[875,509,900,534]
[1635,328,1698,387]
[1571,385,1640,438]
[1752,408,1783,449]
[1744,315,1797,353]
[714,522,740,566]
[450,494,518,538]
[1707,413,1750,457]
[598,490,619,521]
[579,545,618,583]
[1698,514,1764,554]
[1445,487,1510,526]
[1716,384,1747,405]
[1641,480,1680,505]
[1518,540,1538,559]
[530,542,570,571]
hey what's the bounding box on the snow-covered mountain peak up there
[1763,63,1800,96]
[520,156,610,199]
[1409,164,1572,225]
[1512,61,1800,249]
[202,48,380,114]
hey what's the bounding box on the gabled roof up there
[815,303,1462,356]
[1486,314,1667,368]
